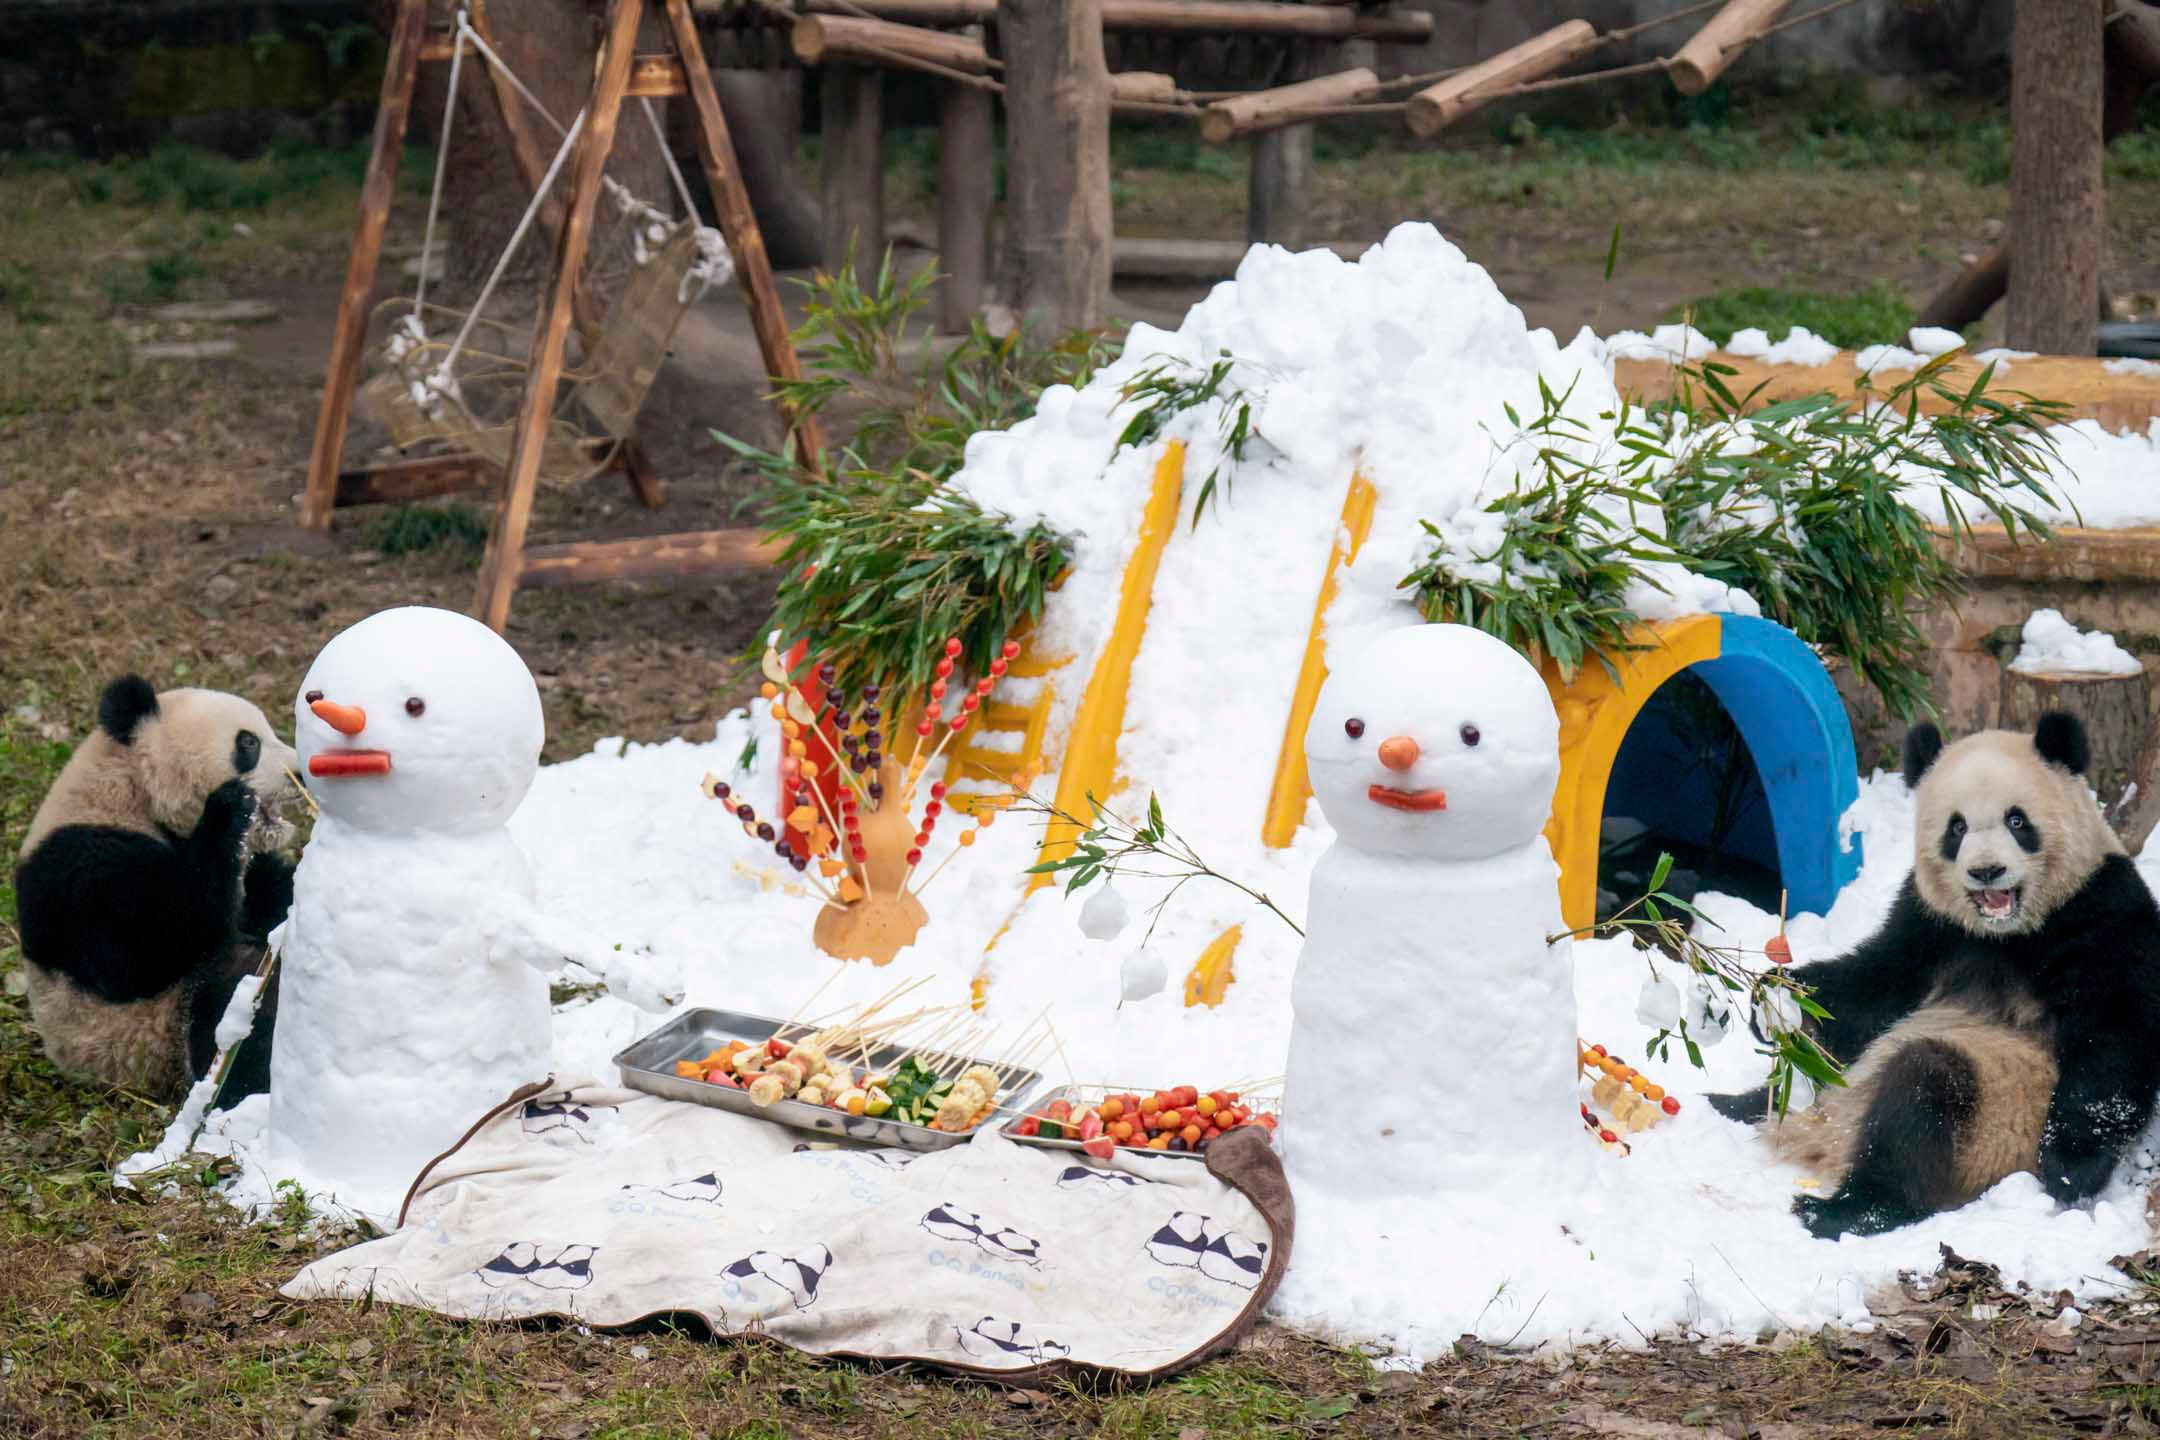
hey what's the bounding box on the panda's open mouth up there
[1969,886,2022,923]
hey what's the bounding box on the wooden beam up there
[1110,70,1179,103]
[335,454,497,508]
[1942,525,2160,585]
[800,0,1433,40]
[518,529,784,587]
[1114,234,1368,278]
[301,0,427,531]
[473,0,645,633]
[1407,20,1595,138]
[1202,67,1377,142]
[2007,0,2105,354]
[793,14,994,71]
[1001,0,1114,332]
[937,57,995,334]
[820,64,885,285]
[627,53,691,96]
[664,0,829,468]
[419,28,456,63]
[1669,0,1794,97]
[1612,350,2160,434]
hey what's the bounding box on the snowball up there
[1907,326,1966,357]
[1760,986,1805,1036]
[1079,883,1132,941]
[1118,946,1168,1004]
[1636,975,1683,1031]
[1723,327,1772,358]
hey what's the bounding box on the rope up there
[412,14,467,320]
[456,11,571,137]
[640,96,702,220]
[434,106,587,396]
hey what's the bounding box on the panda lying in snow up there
[13,676,300,1100]
[1711,712,2160,1240]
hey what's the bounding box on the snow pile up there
[1854,342,1925,375]
[1708,325,1841,367]
[1604,323,1717,364]
[2009,608,2145,677]
[1898,417,2160,530]
[142,226,2160,1351]
[1908,326,1967,357]
[2106,356,2160,378]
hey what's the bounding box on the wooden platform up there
[1613,350,2160,434]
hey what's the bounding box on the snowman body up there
[269,821,553,1215]
[1277,623,1592,1203]
[265,607,558,1223]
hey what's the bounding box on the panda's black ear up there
[98,675,159,746]
[1901,723,1944,789]
[2035,711,2091,776]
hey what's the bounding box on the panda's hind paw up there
[1794,1190,1915,1240]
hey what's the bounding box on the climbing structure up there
[959,446,1862,1006]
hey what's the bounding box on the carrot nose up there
[1377,735,1420,772]
[310,698,367,737]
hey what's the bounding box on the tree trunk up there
[430,0,673,305]
[710,69,822,271]
[1247,43,1319,247]
[937,63,995,333]
[819,64,885,285]
[998,0,1113,333]
[2006,0,2106,354]
[1999,664,2152,815]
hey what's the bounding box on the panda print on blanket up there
[955,1317,1072,1364]
[474,1242,598,1291]
[620,1172,722,1205]
[719,1245,833,1312]
[920,1204,1044,1266]
[522,1097,612,1141]
[1144,1211,1268,1289]
[1056,1165,1160,1190]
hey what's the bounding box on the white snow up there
[1907,326,1967,358]
[2008,608,2145,677]
[1604,323,1717,364]
[1757,326,1841,368]
[139,227,2160,1353]
[2106,356,2160,378]
[1854,343,1925,376]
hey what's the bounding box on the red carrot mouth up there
[1368,785,1447,812]
[308,750,392,777]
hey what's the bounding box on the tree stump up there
[819,64,885,286]
[1998,664,2153,820]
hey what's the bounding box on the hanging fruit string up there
[903,637,1021,809]
[701,772,842,906]
[909,756,1046,899]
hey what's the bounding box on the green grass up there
[1666,281,1918,348]
[367,503,491,558]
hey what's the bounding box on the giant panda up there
[13,675,301,1100]
[1710,711,2160,1239]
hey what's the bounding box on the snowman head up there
[296,606,544,835]
[1306,624,1559,860]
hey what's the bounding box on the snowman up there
[1276,623,1593,1202]
[265,607,681,1223]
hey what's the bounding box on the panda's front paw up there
[1706,1088,1768,1124]
[198,780,259,852]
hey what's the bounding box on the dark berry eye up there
[304,690,323,704]
[1460,724,1480,748]
[405,697,426,717]
[1345,718,1365,739]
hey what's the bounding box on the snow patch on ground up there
[2009,608,2145,677]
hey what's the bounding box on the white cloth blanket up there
[282,1076,1294,1381]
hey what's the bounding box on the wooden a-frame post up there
[299,0,827,634]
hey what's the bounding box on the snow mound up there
[2010,608,2145,677]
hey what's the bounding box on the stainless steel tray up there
[614,1007,1043,1153]
[999,1083,1278,1163]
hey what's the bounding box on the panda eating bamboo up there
[1712,711,2160,1240]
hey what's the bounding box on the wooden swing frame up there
[300,0,825,632]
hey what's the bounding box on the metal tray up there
[614,1007,1043,1153]
[999,1083,1278,1162]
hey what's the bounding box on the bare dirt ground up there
[4,117,2160,1437]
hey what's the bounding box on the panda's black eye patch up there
[233,729,261,774]
[1939,813,1967,862]
[405,696,426,718]
[2006,806,2041,854]
[1344,718,1364,739]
